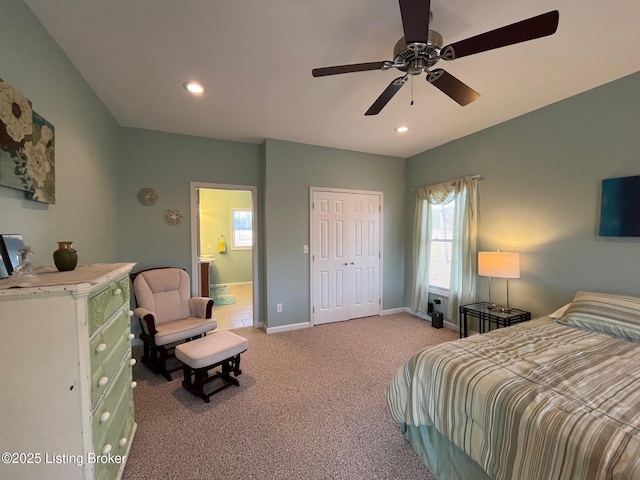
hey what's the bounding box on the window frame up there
[428,200,455,293]
[231,208,253,250]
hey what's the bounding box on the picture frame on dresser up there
[0,234,24,278]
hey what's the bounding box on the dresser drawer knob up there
[131,381,138,389]
[96,343,107,353]
[129,358,137,366]
[100,411,111,423]
[113,288,122,296]
[128,333,135,340]
[98,376,109,387]
[102,444,112,455]
[127,310,134,317]
[119,437,128,447]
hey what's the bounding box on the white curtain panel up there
[411,176,478,320]
[411,198,433,313]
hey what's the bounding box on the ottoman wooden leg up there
[221,358,240,387]
[195,369,211,403]
[181,364,209,403]
[233,354,242,376]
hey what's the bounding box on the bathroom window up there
[232,208,252,249]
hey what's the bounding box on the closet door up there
[312,190,381,325]
[348,193,380,319]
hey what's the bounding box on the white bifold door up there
[312,189,381,325]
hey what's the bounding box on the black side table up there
[459,302,531,338]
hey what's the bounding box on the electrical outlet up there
[276,303,282,313]
[207,242,212,249]
[303,245,309,254]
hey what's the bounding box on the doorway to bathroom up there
[190,182,258,330]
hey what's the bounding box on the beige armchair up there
[131,267,217,380]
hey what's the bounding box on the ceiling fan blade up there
[442,10,559,60]
[399,0,431,45]
[312,61,390,77]
[365,76,408,116]
[427,69,479,106]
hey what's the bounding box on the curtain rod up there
[411,174,481,191]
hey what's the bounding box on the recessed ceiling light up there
[395,126,409,133]
[183,81,205,95]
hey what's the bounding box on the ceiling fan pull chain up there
[410,75,414,106]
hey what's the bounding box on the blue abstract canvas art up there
[599,175,640,237]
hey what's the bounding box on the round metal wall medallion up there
[137,187,159,206]
[164,208,183,226]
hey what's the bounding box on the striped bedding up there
[388,316,640,479]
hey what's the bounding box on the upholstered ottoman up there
[175,331,248,403]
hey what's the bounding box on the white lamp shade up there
[478,252,520,279]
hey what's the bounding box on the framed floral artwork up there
[0,78,55,204]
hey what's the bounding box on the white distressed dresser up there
[0,263,137,480]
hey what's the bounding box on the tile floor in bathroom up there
[211,282,254,330]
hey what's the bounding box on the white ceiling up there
[24,0,640,158]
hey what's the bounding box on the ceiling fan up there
[312,0,559,115]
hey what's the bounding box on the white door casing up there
[190,182,259,327]
[311,188,381,325]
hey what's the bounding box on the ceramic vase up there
[53,241,78,272]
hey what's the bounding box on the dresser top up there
[0,263,135,295]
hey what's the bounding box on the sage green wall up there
[406,72,640,321]
[7,0,639,333]
[263,139,406,328]
[199,189,252,284]
[118,128,262,277]
[0,0,121,265]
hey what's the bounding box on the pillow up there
[549,303,571,319]
[555,290,640,343]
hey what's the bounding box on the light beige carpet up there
[123,313,458,480]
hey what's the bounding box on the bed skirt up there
[403,423,491,480]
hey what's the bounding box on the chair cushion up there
[154,317,218,346]
[175,331,248,369]
[133,268,194,324]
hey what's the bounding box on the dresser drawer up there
[90,308,131,367]
[92,360,135,467]
[89,276,130,335]
[94,402,135,480]
[91,316,131,407]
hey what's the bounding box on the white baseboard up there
[210,281,252,287]
[261,310,463,335]
[443,320,459,331]
[265,321,312,334]
[412,310,459,332]
[381,307,410,315]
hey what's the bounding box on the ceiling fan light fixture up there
[183,81,205,95]
[395,126,409,133]
[393,28,443,74]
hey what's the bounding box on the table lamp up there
[478,251,520,312]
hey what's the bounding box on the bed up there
[387,291,640,480]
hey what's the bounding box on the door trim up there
[309,186,384,326]
[190,182,260,328]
